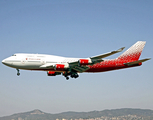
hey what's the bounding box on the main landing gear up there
[70,73,79,78]
[16,69,20,76]
[66,76,69,80]
[63,72,79,80]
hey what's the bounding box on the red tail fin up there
[117,41,146,62]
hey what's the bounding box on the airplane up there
[2,41,151,80]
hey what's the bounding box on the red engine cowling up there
[54,64,65,71]
[79,59,92,66]
[47,71,61,76]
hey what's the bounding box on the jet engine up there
[78,59,92,66]
[47,71,61,76]
[54,63,69,71]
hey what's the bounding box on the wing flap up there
[72,66,90,72]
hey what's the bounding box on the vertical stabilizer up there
[117,41,146,61]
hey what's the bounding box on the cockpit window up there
[12,54,16,56]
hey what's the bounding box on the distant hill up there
[0,108,153,120]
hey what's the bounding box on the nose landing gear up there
[16,69,20,76]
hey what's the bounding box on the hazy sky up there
[0,0,153,117]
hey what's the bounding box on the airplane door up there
[21,58,26,64]
[41,59,46,65]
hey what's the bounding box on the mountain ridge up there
[1,108,153,120]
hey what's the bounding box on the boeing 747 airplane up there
[2,41,151,80]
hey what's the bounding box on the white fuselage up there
[2,53,80,71]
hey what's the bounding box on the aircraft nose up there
[2,57,14,67]
[2,59,5,64]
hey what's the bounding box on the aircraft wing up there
[68,47,125,72]
[68,61,79,66]
[68,61,89,72]
[72,66,90,73]
[90,47,125,60]
[39,63,55,68]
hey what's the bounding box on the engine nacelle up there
[47,71,61,76]
[54,63,69,71]
[78,59,92,66]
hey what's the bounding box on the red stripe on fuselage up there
[86,59,141,72]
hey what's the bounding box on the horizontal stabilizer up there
[124,58,151,66]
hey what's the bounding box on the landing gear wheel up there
[70,74,74,78]
[17,73,20,76]
[66,77,69,80]
[70,73,79,79]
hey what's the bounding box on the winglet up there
[117,47,125,52]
